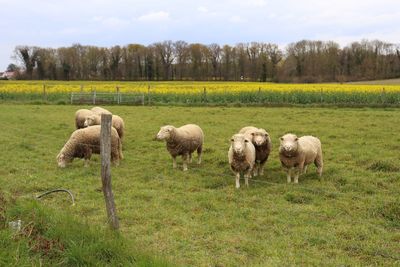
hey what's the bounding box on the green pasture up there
[0,105,399,266]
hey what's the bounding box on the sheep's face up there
[84,115,96,127]
[156,126,174,140]
[279,134,299,154]
[251,129,269,146]
[230,134,250,155]
[56,153,70,168]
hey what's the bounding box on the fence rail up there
[71,92,145,105]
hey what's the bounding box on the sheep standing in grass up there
[56,125,123,168]
[279,133,323,183]
[228,134,256,189]
[156,124,204,171]
[84,114,125,140]
[239,126,272,177]
[91,106,112,115]
[75,109,93,129]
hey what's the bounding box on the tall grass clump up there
[0,198,171,266]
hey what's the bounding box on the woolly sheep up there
[279,133,323,183]
[155,124,204,171]
[239,126,272,176]
[91,106,112,115]
[56,125,123,168]
[228,134,256,189]
[75,109,93,129]
[84,114,125,140]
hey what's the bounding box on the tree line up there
[12,39,400,82]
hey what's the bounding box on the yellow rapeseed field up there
[0,80,399,94]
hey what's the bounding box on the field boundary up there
[70,92,145,105]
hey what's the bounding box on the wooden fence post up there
[116,86,120,104]
[147,84,151,105]
[203,87,207,102]
[100,114,119,230]
[93,90,96,105]
[43,84,47,102]
[320,89,323,103]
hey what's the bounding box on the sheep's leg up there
[182,154,189,171]
[245,171,251,187]
[83,147,92,167]
[293,173,299,183]
[254,163,259,176]
[315,154,323,177]
[172,156,177,169]
[302,165,308,174]
[286,168,292,183]
[235,173,240,189]
[188,153,192,163]
[197,145,202,165]
[259,162,266,176]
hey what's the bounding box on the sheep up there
[155,124,204,171]
[91,106,112,115]
[75,109,93,129]
[239,126,272,177]
[279,133,323,183]
[228,134,256,189]
[84,114,125,140]
[56,125,123,168]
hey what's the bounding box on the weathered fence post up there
[93,90,96,105]
[43,84,47,102]
[320,88,323,104]
[147,84,151,105]
[116,86,121,104]
[203,87,207,102]
[381,88,386,105]
[80,84,84,92]
[100,114,119,230]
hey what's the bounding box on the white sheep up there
[228,134,256,189]
[279,133,323,183]
[84,114,125,140]
[56,125,123,168]
[155,124,204,171]
[239,126,272,176]
[91,106,112,115]
[75,109,93,129]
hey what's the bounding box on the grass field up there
[1,104,399,266]
[1,80,400,106]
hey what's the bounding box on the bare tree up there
[154,41,175,80]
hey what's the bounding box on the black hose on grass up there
[36,189,75,206]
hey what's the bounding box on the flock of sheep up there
[56,106,324,189]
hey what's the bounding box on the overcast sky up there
[1,0,399,70]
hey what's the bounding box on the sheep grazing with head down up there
[91,106,112,115]
[56,125,123,168]
[75,109,94,129]
[228,134,256,189]
[156,124,204,171]
[279,133,323,183]
[239,126,272,177]
[84,114,125,141]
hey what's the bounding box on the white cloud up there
[91,16,130,28]
[229,15,246,23]
[137,11,170,22]
[197,6,208,13]
[248,0,267,7]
